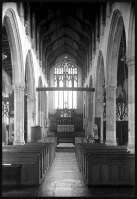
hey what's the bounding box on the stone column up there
[126,57,135,153]
[13,84,25,145]
[38,92,40,125]
[85,92,88,136]
[105,85,117,145]
[40,91,43,127]
[41,91,45,138]
[87,92,94,137]
[87,91,90,135]
[32,98,36,126]
[27,97,35,142]
[42,92,48,140]
[95,98,103,143]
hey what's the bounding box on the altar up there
[57,125,74,133]
[56,125,75,144]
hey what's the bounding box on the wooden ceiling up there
[29,2,102,70]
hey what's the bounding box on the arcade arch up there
[105,10,129,146]
[3,9,25,145]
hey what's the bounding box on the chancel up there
[2,1,135,197]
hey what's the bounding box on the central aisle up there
[37,152,87,197]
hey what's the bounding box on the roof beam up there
[36,87,95,92]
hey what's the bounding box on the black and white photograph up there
[2,1,135,197]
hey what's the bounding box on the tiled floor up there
[2,145,135,197]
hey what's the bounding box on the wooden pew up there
[2,142,56,186]
[2,153,41,185]
[25,142,56,169]
[4,142,56,175]
[2,164,21,186]
[3,146,44,177]
[75,143,135,186]
[76,143,128,180]
[76,143,128,179]
[24,143,49,172]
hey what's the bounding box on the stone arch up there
[3,8,25,145]
[3,9,24,86]
[105,10,127,146]
[106,10,124,86]
[95,50,105,143]
[24,50,36,142]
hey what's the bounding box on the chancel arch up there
[48,54,83,139]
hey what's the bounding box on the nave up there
[2,144,135,197]
[2,2,135,197]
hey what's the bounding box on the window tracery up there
[54,59,78,109]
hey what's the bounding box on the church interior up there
[2,1,135,197]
